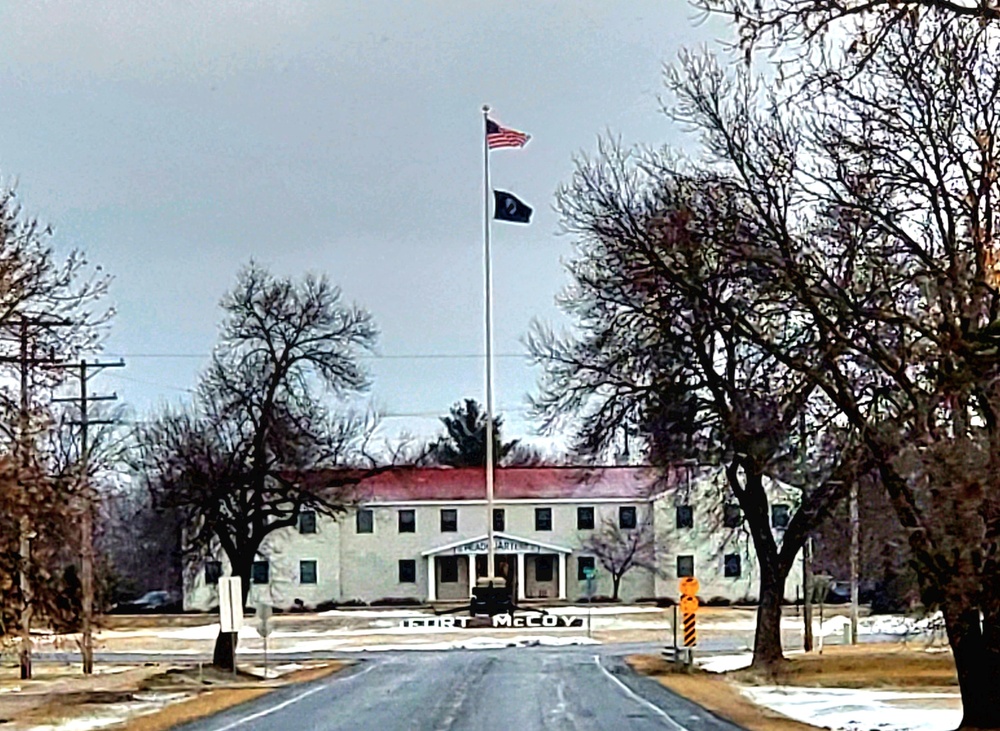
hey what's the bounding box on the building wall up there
[182,470,803,609]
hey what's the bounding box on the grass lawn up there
[628,645,958,731]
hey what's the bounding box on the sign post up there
[679,576,699,664]
[218,576,243,676]
[583,566,596,638]
[257,603,272,679]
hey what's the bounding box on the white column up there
[427,557,437,602]
[468,554,476,598]
[558,553,567,600]
[517,553,527,601]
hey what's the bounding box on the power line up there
[101,352,534,361]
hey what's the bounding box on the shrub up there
[370,597,422,607]
[338,598,368,608]
[704,596,731,607]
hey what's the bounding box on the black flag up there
[493,190,532,224]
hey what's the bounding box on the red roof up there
[321,466,677,502]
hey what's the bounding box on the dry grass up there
[628,646,959,731]
[1,661,348,731]
[732,645,957,689]
[626,655,822,731]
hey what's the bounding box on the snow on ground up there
[696,653,754,673]
[24,692,190,731]
[547,605,663,615]
[741,686,962,731]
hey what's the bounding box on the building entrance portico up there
[422,532,571,602]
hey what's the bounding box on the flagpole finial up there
[482,104,490,113]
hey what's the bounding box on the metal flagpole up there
[482,104,496,581]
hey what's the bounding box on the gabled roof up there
[306,465,683,502]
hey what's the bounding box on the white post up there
[558,553,567,600]
[427,557,437,603]
[517,553,527,601]
[482,104,497,581]
[468,554,476,598]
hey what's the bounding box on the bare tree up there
[581,512,658,601]
[132,262,382,669]
[529,137,860,670]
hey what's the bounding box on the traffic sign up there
[683,612,697,647]
[679,576,700,596]
[583,567,596,579]
[218,576,243,633]
[679,595,699,614]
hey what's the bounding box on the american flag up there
[486,117,530,149]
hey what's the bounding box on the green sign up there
[583,567,597,579]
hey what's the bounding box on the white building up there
[184,466,803,610]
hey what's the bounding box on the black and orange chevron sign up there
[682,612,697,647]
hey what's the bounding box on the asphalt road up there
[168,646,745,731]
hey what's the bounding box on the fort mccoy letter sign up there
[400,614,584,629]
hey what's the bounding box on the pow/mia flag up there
[493,190,532,224]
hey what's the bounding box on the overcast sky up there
[0,1,730,448]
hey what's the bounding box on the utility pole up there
[850,481,860,645]
[803,536,814,652]
[0,316,72,679]
[53,357,124,675]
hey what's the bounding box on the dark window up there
[399,559,416,583]
[493,508,505,532]
[440,509,458,532]
[535,556,553,582]
[439,556,459,583]
[399,509,416,533]
[620,506,638,529]
[577,556,595,580]
[677,555,694,578]
[724,554,742,578]
[577,506,595,530]
[251,560,270,584]
[535,507,552,531]
[298,510,317,534]
[676,505,693,529]
[356,509,373,534]
[723,503,741,529]
[205,561,222,585]
[772,504,791,529]
[300,560,317,584]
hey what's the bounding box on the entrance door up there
[476,554,516,599]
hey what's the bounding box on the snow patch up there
[697,653,753,673]
[741,685,961,731]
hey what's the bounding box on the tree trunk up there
[751,572,787,674]
[945,603,1000,729]
[213,630,236,670]
[611,574,622,601]
[211,561,252,671]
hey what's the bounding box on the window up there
[356,509,373,534]
[676,505,693,529]
[535,556,553,582]
[399,509,416,533]
[724,554,742,578]
[535,507,552,531]
[620,506,637,529]
[493,508,505,532]
[440,509,458,532]
[772,504,791,529]
[723,503,741,529]
[577,556,595,580]
[300,560,317,584]
[251,560,270,584]
[298,510,317,534]
[205,561,222,585]
[439,556,459,583]
[577,506,595,530]
[399,559,416,583]
[677,555,694,578]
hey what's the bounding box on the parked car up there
[112,590,182,613]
